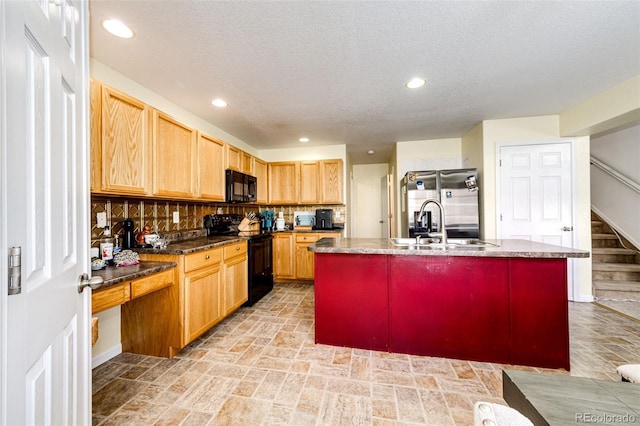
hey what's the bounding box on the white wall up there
[351,164,390,238]
[590,123,640,247]
[91,59,258,156]
[393,138,462,236]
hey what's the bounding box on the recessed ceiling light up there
[367,150,375,155]
[211,98,227,108]
[299,137,309,143]
[102,19,134,39]
[406,78,426,89]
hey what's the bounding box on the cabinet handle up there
[236,246,240,251]
[205,255,210,259]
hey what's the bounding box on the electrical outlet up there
[173,211,180,224]
[335,211,341,219]
[96,212,107,228]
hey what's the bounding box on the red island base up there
[314,253,569,370]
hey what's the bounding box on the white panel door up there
[498,142,576,299]
[499,143,573,247]
[1,0,91,424]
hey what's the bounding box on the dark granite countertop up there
[91,261,177,288]
[133,236,246,255]
[273,229,344,234]
[309,237,590,258]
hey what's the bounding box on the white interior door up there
[381,175,393,239]
[1,0,91,424]
[498,141,577,298]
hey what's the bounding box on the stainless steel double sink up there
[389,238,499,249]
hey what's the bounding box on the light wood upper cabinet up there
[225,144,242,172]
[197,132,225,201]
[99,85,152,195]
[241,151,253,175]
[152,110,197,198]
[253,158,268,204]
[89,79,102,192]
[320,159,343,203]
[299,161,321,204]
[268,162,300,204]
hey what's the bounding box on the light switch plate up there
[96,212,107,228]
[172,211,180,224]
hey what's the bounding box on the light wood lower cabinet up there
[274,232,340,281]
[137,241,248,357]
[273,233,295,280]
[223,242,248,315]
[184,263,223,343]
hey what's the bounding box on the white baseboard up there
[92,344,122,369]
[573,294,595,303]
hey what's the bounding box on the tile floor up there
[92,283,640,425]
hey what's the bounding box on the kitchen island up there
[309,238,589,370]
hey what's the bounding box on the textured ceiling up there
[89,1,640,164]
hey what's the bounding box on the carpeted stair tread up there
[593,280,640,291]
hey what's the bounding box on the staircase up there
[591,212,640,300]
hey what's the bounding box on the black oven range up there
[204,214,273,306]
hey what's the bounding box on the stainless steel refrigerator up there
[401,168,479,238]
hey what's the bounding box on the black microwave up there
[225,170,257,203]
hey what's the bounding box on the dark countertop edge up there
[91,261,177,288]
[308,238,590,259]
[134,236,246,255]
[273,229,345,233]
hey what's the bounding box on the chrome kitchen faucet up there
[417,199,447,245]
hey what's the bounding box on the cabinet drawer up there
[223,241,247,259]
[131,269,174,299]
[184,248,223,273]
[92,283,130,314]
[295,234,320,243]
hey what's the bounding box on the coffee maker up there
[314,209,333,230]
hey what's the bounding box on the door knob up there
[78,273,104,293]
[562,226,573,232]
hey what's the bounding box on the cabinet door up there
[198,132,225,201]
[153,110,197,198]
[268,162,299,204]
[299,161,320,204]
[295,234,320,279]
[184,265,223,343]
[101,86,151,195]
[320,159,343,203]
[241,151,253,175]
[90,79,102,192]
[273,233,294,279]
[224,254,248,315]
[254,158,268,204]
[225,144,242,171]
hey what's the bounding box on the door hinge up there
[499,159,502,167]
[500,214,503,221]
[8,246,21,295]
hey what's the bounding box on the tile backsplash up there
[91,196,346,247]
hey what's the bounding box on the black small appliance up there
[225,170,257,203]
[122,218,136,249]
[314,209,333,230]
